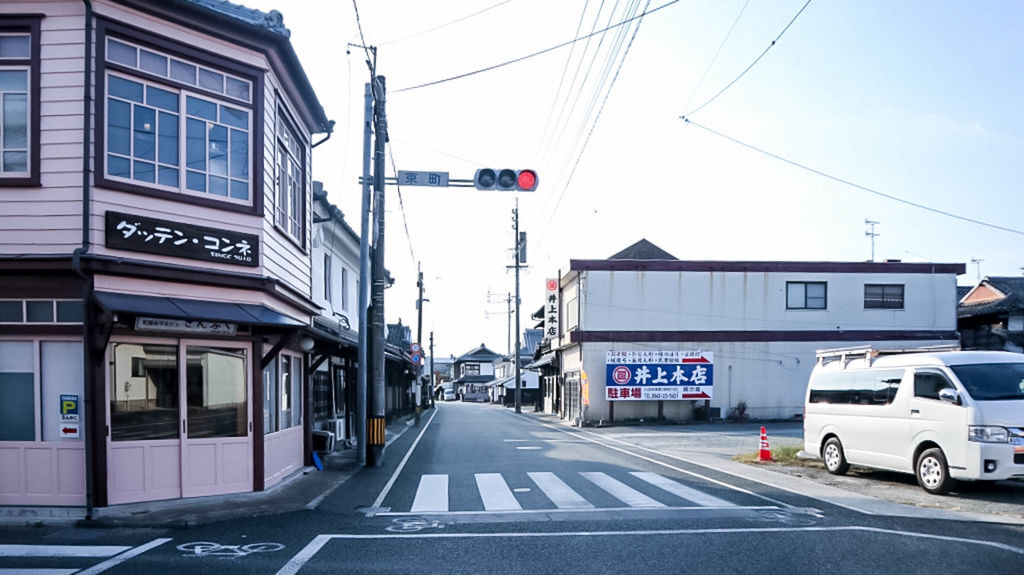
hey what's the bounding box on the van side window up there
[914,372,953,400]
[809,369,903,405]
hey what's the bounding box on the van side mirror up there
[938,388,961,405]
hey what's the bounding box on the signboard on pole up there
[60,394,80,438]
[544,278,559,340]
[605,350,714,401]
[398,171,449,187]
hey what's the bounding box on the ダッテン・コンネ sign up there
[105,211,259,267]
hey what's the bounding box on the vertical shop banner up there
[605,350,714,401]
[544,278,559,340]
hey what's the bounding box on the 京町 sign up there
[605,350,714,401]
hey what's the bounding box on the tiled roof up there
[185,0,290,37]
[609,239,677,260]
[958,291,1024,318]
[984,276,1024,296]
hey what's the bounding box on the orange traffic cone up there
[758,426,772,461]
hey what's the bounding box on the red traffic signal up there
[473,168,538,191]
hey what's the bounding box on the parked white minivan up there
[803,347,1024,494]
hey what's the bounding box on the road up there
[2,402,1022,574]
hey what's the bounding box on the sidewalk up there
[0,414,420,529]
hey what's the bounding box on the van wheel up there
[916,448,955,495]
[822,438,849,475]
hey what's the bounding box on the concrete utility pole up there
[356,82,372,465]
[369,75,387,467]
[415,262,425,425]
[513,200,522,414]
[429,331,435,407]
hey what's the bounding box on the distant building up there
[544,240,965,423]
[958,277,1024,353]
[452,344,502,399]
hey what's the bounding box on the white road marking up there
[371,407,439,510]
[0,570,77,574]
[0,545,129,558]
[528,472,594,509]
[410,474,449,512]
[276,526,1024,573]
[630,471,737,507]
[475,474,522,511]
[75,538,172,575]
[580,472,665,508]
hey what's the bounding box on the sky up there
[240,0,1024,359]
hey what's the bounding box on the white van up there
[803,347,1024,494]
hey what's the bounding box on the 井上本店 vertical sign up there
[605,350,714,401]
[544,278,559,340]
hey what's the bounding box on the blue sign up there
[605,351,714,401]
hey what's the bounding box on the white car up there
[442,389,456,401]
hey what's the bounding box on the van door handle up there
[910,409,920,415]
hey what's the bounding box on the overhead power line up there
[387,146,418,264]
[393,0,682,94]
[684,0,813,118]
[379,0,513,46]
[679,117,1024,237]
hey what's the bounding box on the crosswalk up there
[0,539,170,575]
[395,470,743,515]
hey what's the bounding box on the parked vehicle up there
[803,347,1024,494]
[442,389,456,401]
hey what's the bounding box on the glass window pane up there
[157,111,178,165]
[229,128,248,180]
[807,283,825,298]
[110,343,179,441]
[26,301,53,323]
[146,85,178,112]
[198,68,224,93]
[56,300,84,322]
[108,75,144,103]
[263,359,277,434]
[108,154,131,178]
[3,151,26,172]
[107,39,137,67]
[158,166,179,187]
[0,69,27,91]
[0,35,30,59]
[229,179,248,200]
[3,93,27,147]
[787,284,803,308]
[0,300,22,322]
[209,124,227,176]
[280,355,291,428]
[220,106,247,129]
[107,99,131,156]
[139,49,167,75]
[0,341,35,441]
[208,175,227,196]
[292,358,302,427]
[186,96,217,121]
[133,106,156,161]
[41,342,84,442]
[225,76,250,101]
[133,160,155,182]
[185,118,206,170]
[170,59,196,84]
[186,346,247,438]
[186,169,205,192]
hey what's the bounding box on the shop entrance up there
[107,339,252,504]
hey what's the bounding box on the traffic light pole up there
[368,75,387,467]
[513,199,522,414]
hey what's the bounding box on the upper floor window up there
[865,284,904,309]
[341,267,349,311]
[324,253,332,303]
[275,110,305,245]
[0,17,40,186]
[787,281,827,310]
[98,24,259,213]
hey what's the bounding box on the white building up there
[547,240,965,423]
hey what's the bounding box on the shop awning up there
[94,291,305,327]
[525,352,556,369]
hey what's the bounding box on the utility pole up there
[356,81,372,465]
[429,330,435,407]
[865,219,880,262]
[513,200,522,414]
[368,75,387,467]
[415,262,425,425]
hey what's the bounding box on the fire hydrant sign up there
[605,351,714,401]
[60,394,80,438]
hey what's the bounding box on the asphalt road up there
[2,402,1022,574]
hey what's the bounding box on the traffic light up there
[473,168,538,191]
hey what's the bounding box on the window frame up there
[274,104,307,249]
[0,16,41,187]
[94,18,264,216]
[323,253,332,304]
[786,281,827,310]
[864,283,905,310]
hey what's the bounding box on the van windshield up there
[950,363,1024,401]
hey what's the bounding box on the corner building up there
[0,0,332,509]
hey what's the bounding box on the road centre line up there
[370,407,439,510]
[276,526,1024,574]
[513,412,793,508]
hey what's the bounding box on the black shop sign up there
[105,211,259,267]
